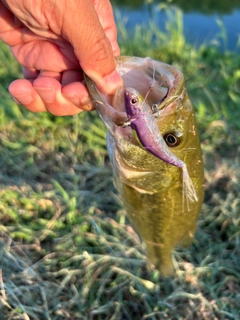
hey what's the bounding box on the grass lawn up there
[0,6,240,320]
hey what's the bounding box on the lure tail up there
[181,164,198,211]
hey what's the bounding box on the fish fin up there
[148,253,175,276]
[145,240,175,276]
[130,186,154,194]
[182,165,198,212]
[155,258,175,276]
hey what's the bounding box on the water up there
[184,10,240,51]
[112,1,240,52]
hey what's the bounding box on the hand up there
[0,0,123,115]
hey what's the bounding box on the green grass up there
[0,6,240,320]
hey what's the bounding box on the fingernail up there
[13,94,33,105]
[62,93,91,107]
[80,94,91,106]
[88,69,124,95]
[35,87,55,103]
[102,69,124,94]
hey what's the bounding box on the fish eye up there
[131,97,138,105]
[164,133,180,147]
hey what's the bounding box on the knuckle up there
[90,36,112,65]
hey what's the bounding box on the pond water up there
[112,0,240,52]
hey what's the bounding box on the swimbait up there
[84,56,204,276]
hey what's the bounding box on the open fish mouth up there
[84,56,185,132]
[84,56,195,190]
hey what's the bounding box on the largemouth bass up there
[84,56,204,276]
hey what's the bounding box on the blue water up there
[184,10,240,51]
[114,4,240,52]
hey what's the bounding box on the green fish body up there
[84,56,204,275]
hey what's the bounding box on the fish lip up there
[124,88,132,118]
[123,89,129,116]
[84,56,185,127]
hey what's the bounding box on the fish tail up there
[146,240,175,276]
[157,259,175,276]
[148,253,175,276]
[182,164,198,211]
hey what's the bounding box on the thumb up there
[61,0,123,94]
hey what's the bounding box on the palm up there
[11,36,79,73]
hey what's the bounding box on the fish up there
[84,56,204,276]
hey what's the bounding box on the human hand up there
[0,0,123,115]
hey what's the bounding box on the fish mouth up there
[84,56,184,129]
[115,56,183,112]
[84,56,190,191]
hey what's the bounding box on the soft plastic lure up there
[124,87,198,208]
